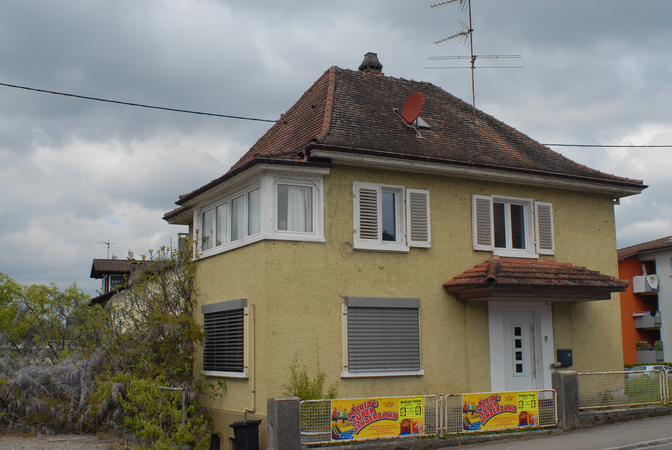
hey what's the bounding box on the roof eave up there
[175,157,333,207]
[308,145,646,198]
[164,206,193,225]
[444,286,624,302]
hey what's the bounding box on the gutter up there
[306,144,645,190]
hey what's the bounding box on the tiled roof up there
[170,59,645,209]
[90,259,168,279]
[443,256,629,302]
[232,66,643,183]
[617,235,672,260]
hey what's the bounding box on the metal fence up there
[577,370,669,410]
[300,395,438,445]
[443,390,557,434]
[299,390,558,445]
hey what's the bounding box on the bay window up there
[194,171,325,257]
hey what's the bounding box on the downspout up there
[244,304,256,418]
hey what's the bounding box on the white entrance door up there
[502,311,536,391]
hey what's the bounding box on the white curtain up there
[282,185,312,232]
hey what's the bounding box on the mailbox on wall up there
[557,349,573,367]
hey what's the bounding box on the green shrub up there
[283,358,338,401]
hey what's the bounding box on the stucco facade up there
[191,165,624,432]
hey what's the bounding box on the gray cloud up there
[1,0,670,295]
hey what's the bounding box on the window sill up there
[353,243,410,253]
[492,249,539,259]
[199,233,327,259]
[202,370,248,379]
[269,233,325,243]
[341,369,424,378]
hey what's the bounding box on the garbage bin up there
[230,419,262,450]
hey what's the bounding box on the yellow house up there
[163,53,646,443]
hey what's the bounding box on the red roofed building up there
[163,54,645,444]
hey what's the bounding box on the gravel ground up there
[0,433,139,450]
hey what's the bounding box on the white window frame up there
[492,196,535,257]
[201,299,249,378]
[353,182,430,252]
[272,178,321,240]
[195,182,262,256]
[193,171,326,259]
[200,207,215,252]
[472,195,555,258]
[341,297,423,378]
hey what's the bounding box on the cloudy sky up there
[1,0,670,296]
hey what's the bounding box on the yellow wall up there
[193,164,623,429]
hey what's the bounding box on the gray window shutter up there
[203,308,245,372]
[347,306,421,373]
[535,201,555,255]
[406,189,431,248]
[472,195,494,251]
[354,184,381,244]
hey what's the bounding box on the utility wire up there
[543,144,672,148]
[2,81,671,148]
[0,81,277,123]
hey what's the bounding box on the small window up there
[277,184,313,232]
[342,297,423,377]
[109,275,125,292]
[353,183,430,251]
[472,195,554,257]
[202,299,248,377]
[493,200,528,251]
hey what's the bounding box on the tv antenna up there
[97,239,119,259]
[428,0,521,118]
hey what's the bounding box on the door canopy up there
[443,255,629,302]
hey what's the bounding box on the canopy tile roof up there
[617,235,672,260]
[443,256,629,302]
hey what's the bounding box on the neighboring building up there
[163,54,645,445]
[617,236,672,364]
[89,258,167,306]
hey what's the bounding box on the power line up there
[0,81,276,123]
[2,81,670,149]
[543,144,672,148]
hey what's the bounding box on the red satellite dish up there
[401,92,424,124]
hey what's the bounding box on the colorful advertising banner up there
[462,391,538,431]
[331,397,424,440]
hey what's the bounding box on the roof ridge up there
[485,255,502,284]
[316,66,337,143]
[336,66,439,89]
